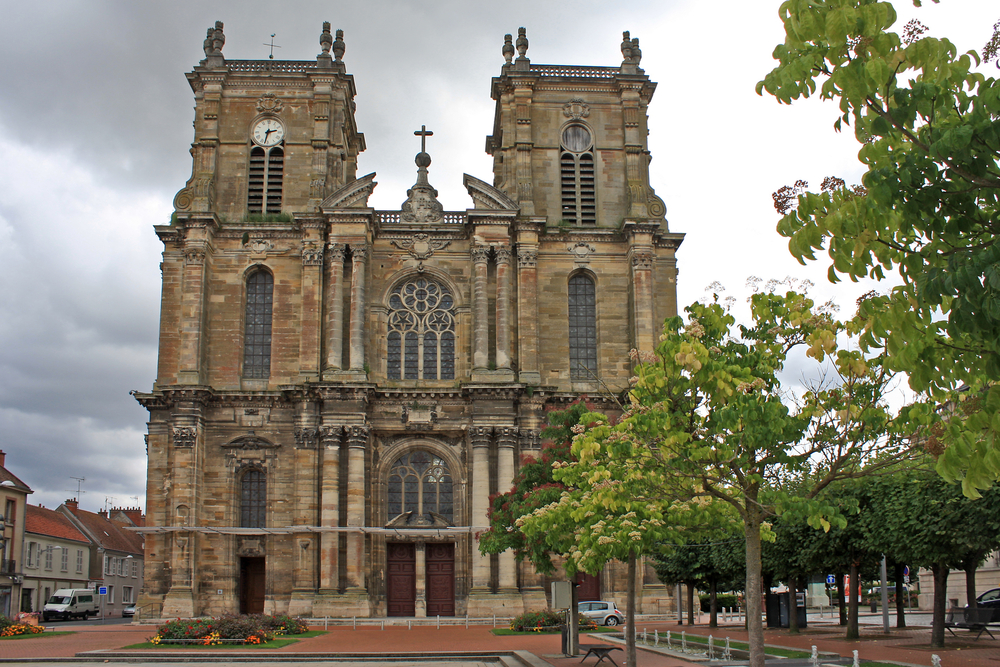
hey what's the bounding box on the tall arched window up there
[386,451,453,526]
[240,469,266,528]
[243,270,274,379]
[568,273,597,379]
[387,278,456,380]
[248,146,284,214]
[560,124,596,225]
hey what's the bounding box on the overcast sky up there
[0,1,995,512]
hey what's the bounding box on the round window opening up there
[562,125,592,153]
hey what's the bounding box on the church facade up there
[135,22,683,619]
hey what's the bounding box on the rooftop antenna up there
[68,477,86,500]
[264,33,281,60]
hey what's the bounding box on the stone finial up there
[621,31,632,63]
[320,22,333,55]
[333,29,346,61]
[631,37,642,67]
[502,33,514,64]
[212,21,225,55]
[203,28,214,57]
[515,27,528,60]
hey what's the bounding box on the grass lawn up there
[0,631,74,641]
[122,630,325,650]
[644,632,811,659]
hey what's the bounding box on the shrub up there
[509,609,598,632]
[0,616,45,637]
[699,593,740,612]
[151,614,309,644]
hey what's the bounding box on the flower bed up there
[0,615,46,637]
[509,609,599,633]
[150,614,309,645]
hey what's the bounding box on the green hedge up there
[699,594,740,612]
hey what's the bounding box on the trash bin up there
[767,592,807,628]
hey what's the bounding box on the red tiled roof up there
[25,505,89,543]
[0,465,32,493]
[63,506,143,554]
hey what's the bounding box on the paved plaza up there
[0,612,997,667]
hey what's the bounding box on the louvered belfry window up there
[568,273,598,379]
[560,124,596,225]
[386,278,456,380]
[240,469,266,528]
[387,451,453,524]
[247,146,284,214]
[243,270,274,379]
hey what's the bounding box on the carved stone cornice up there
[159,387,216,406]
[221,433,281,450]
[320,172,378,210]
[462,174,518,211]
[462,385,523,401]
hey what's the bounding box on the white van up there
[42,589,98,621]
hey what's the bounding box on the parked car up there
[579,600,624,626]
[122,604,136,618]
[971,589,1000,608]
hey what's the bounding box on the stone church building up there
[135,22,683,619]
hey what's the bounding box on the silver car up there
[579,600,624,626]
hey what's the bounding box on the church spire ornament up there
[400,125,444,223]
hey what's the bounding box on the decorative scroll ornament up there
[172,426,197,448]
[631,252,654,269]
[494,245,512,264]
[301,243,324,266]
[294,428,320,449]
[568,242,596,263]
[246,238,274,254]
[184,249,206,265]
[562,98,590,120]
[255,93,284,115]
[391,233,451,261]
[517,249,538,268]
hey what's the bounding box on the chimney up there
[0,450,5,467]
[65,498,79,513]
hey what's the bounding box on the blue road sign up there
[98,586,108,595]
[826,575,836,585]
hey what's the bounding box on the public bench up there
[944,605,998,640]
[579,644,623,664]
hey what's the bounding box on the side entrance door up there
[425,542,455,616]
[386,543,415,616]
[239,557,265,614]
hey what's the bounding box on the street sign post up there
[826,575,836,585]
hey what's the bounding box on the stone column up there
[348,244,368,372]
[471,246,490,370]
[496,426,518,592]
[516,248,539,384]
[323,243,346,375]
[344,425,370,591]
[318,425,342,591]
[629,249,656,352]
[292,400,319,598]
[495,245,512,370]
[469,425,493,591]
[415,542,427,617]
[299,243,324,381]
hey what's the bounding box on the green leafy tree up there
[758,0,1000,493]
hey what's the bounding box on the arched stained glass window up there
[240,469,266,528]
[387,278,456,380]
[386,451,453,526]
[243,270,273,379]
[568,274,597,379]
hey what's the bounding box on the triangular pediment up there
[463,174,518,211]
[320,173,378,210]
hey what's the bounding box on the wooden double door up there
[386,542,455,617]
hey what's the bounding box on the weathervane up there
[264,34,281,60]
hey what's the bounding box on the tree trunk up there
[836,571,846,626]
[709,579,718,628]
[570,574,579,656]
[788,576,799,634]
[930,563,949,648]
[893,563,906,629]
[846,562,860,640]
[626,553,637,667]
[687,582,696,625]
[744,508,766,667]
[965,558,978,613]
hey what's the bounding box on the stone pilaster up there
[299,240,324,381]
[495,245,513,372]
[318,425,341,592]
[495,426,518,592]
[516,247,540,385]
[628,248,656,352]
[323,243,346,376]
[348,244,368,373]
[469,425,493,591]
[178,234,211,385]
[471,246,490,371]
[344,424,369,593]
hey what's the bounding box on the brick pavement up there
[0,619,996,666]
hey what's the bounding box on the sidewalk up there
[0,617,995,666]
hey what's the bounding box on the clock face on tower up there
[252,118,284,147]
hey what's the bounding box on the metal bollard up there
[353,616,356,630]
[437,615,440,629]
[682,630,687,651]
[381,621,384,631]
[709,635,714,659]
[654,629,659,646]
[465,614,469,629]
[643,628,647,643]
[666,630,672,648]
[724,637,732,661]
[324,616,328,630]
[408,620,411,630]
[810,645,818,667]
